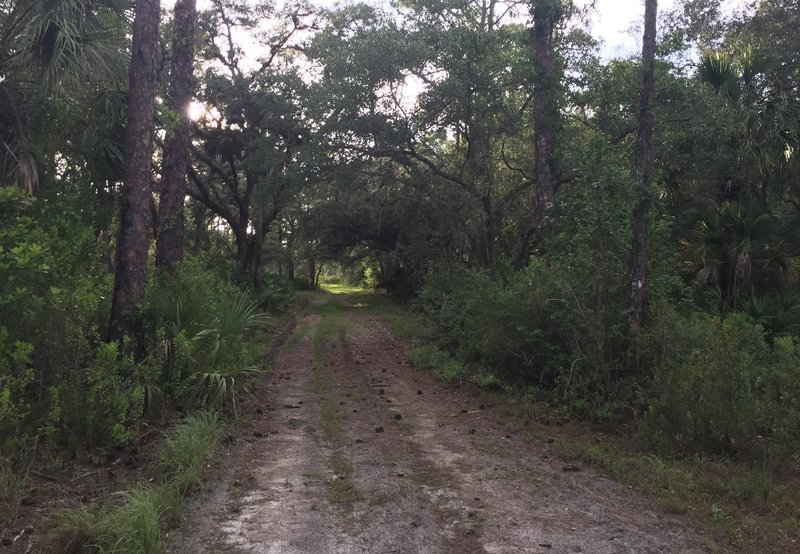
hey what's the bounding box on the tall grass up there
[155,411,220,493]
[49,411,220,553]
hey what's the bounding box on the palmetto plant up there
[190,290,272,412]
[682,200,800,310]
[698,48,800,200]
[0,0,128,191]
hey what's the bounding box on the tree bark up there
[109,0,161,341]
[191,199,206,255]
[532,0,560,232]
[628,0,658,339]
[252,199,264,290]
[156,0,197,271]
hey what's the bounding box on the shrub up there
[419,260,615,395]
[644,307,800,462]
[140,261,272,413]
[258,273,293,313]
[58,342,144,451]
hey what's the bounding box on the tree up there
[531,0,569,233]
[307,1,548,270]
[697,48,800,204]
[188,0,316,282]
[156,0,197,271]
[108,0,161,340]
[627,0,658,344]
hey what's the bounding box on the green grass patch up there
[546,427,800,551]
[0,460,24,522]
[282,321,309,353]
[407,344,464,383]
[319,283,368,295]
[47,411,221,553]
[155,411,220,493]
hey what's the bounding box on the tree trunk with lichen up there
[157,0,196,271]
[108,0,161,341]
[628,0,658,347]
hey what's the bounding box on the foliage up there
[644,307,800,462]
[58,342,144,451]
[406,344,463,384]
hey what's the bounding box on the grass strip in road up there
[310,299,361,506]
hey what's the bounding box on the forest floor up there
[174,289,708,553]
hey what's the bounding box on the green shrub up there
[140,262,272,413]
[471,372,503,391]
[0,330,34,448]
[258,273,293,313]
[406,344,451,370]
[420,261,609,394]
[644,307,800,461]
[59,342,144,451]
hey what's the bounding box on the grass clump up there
[0,460,24,521]
[407,344,464,383]
[52,486,167,554]
[155,411,220,493]
[49,411,220,553]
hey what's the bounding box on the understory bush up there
[420,255,800,464]
[407,344,464,383]
[644,307,800,462]
[0,196,277,459]
[419,258,629,409]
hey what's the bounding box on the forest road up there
[176,294,706,554]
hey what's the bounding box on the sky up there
[585,0,750,59]
[165,0,752,61]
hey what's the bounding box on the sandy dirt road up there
[177,294,705,553]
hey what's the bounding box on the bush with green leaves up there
[420,260,620,401]
[138,260,274,415]
[0,188,116,454]
[644,307,800,462]
[57,342,144,452]
[258,273,293,313]
[406,344,464,383]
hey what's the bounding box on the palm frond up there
[698,50,741,102]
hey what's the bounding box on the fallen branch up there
[448,410,481,417]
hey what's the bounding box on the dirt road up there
[178,294,705,553]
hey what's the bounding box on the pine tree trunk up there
[253,200,264,290]
[109,0,161,341]
[628,0,658,339]
[156,0,196,271]
[191,200,206,255]
[532,0,559,232]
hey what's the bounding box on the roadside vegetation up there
[48,411,220,553]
